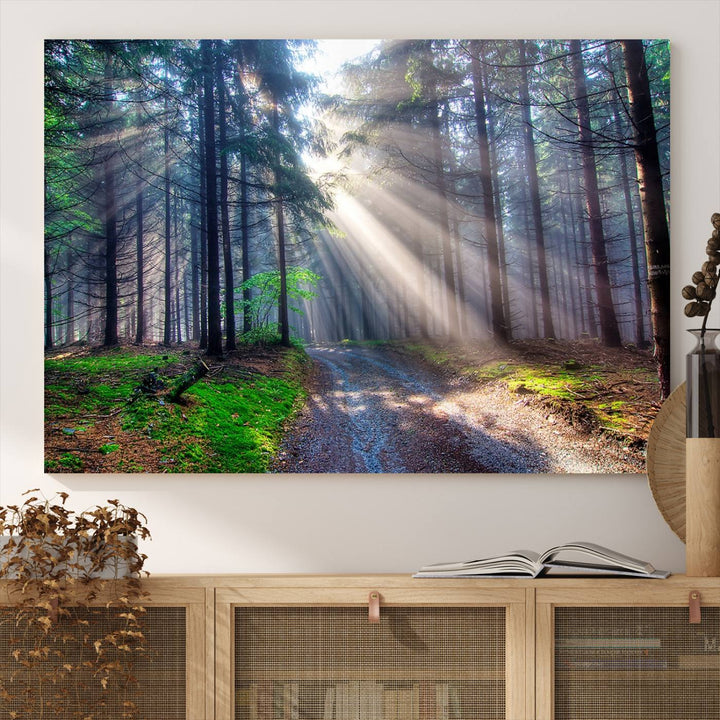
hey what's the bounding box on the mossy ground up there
[44,344,309,473]
[400,338,660,445]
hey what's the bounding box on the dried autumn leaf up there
[37,616,52,632]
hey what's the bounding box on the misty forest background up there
[43,39,671,472]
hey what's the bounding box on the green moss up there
[403,343,451,366]
[45,353,180,421]
[45,352,178,376]
[504,366,602,399]
[402,342,638,433]
[46,347,308,473]
[339,339,389,348]
[45,452,84,472]
[116,459,145,472]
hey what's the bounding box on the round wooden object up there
[646,383,687,542]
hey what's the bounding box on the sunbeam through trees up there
[44,38,670,474]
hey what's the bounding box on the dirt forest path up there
[272,345,641,474]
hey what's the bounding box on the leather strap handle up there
[368,591,380,623]
[689,590,702,624]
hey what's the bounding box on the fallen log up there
[168,360,209,402]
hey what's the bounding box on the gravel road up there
[272,345,643,474]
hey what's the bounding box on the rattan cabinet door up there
[0,606,188,719]
[216,580,529,720]
[234,606,505,719]
[553,606,719,720]
[536,581,720,720]
[0,583,208,720]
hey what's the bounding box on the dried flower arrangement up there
[682,212,720,332]
[682,213,720,440]
[0,491,150,719]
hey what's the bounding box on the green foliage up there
[44,353,179,420]
[119,356,306,472]
[237,324,306,349]
[238,266,321,328]
[45,452,84,472]
[238,325,284,346]
[45,349,308,473]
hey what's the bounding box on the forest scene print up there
[44,39,670,474]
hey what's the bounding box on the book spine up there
[282,682,299,720]
[323,686,335,720]
[677,654,720,670]
[383,687,398,720]
[435,683,449,720]
[418,681,434,720]
[396,688,411,720]
[255,681,273,720]
[556,637,661,649]
[557,657,669,670]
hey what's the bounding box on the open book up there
[414,541,670,579]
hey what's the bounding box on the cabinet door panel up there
[553,606,720,720]
[0,606,188,719]
[233,606,508,720]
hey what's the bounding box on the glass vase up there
[686,328,720,438]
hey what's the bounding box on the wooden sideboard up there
[1,574,719,719]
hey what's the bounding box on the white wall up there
[1,0,718,575]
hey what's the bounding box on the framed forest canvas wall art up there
[43,38,670,474]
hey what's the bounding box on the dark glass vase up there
[686,328,720,438]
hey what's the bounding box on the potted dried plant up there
[0,491,151,719]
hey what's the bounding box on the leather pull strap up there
[689,590,702,624]
[368,591,380,623]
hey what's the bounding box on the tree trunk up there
[574,176,598,338]
[240,151,252,334]
[521,183,539,338]
[450,217,467,336]
[190,208,200,341]
[134,186,145,345]
[429,96,459,339]
[484,80,510,337]
[168,360,209,402]
[231,56,253,336]
[519,40,555,339]
[65,243,75,345]
[44,244,54,350]
[163,66,173,348]
[570,39,622,348]
[620,39,671,398]
[174,194,182,344]
[606,44,647,349]
[216,61,236,351]
[202,40,223,356]
[102,50,119,347]
[470,40,508,344]
[271,104,291,347]
[198,89,208,350]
